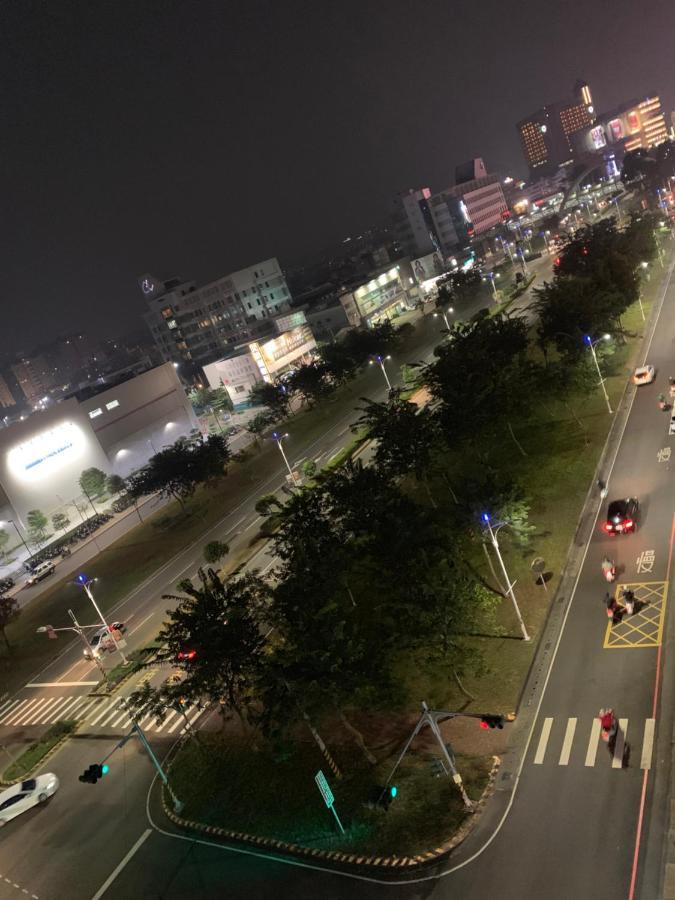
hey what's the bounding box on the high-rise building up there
[430,159,509,239]
[517,80,595,176]
[391,188,445,257]
[11,354,55,406]
[0,374,16,409]
[142,258,292,369]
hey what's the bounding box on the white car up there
[26,561,56,586]
[632,365,655,386]
[0,774,59,827]
[83,622,127,660]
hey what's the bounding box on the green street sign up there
[314,769,334,808]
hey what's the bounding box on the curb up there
[159,754,501,872]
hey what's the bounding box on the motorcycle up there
[601,557,616,583]
[658,394,670,411]
[599,708,617,743]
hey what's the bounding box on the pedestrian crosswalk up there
[0,695,203,735]
[531,715,655,770]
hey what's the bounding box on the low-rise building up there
[0,362,199,525]
[337,260,419,329]
[203,319,317,406]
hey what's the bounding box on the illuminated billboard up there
[412,252,444,285]
[590,126,607,149]
[7,422,87,484]
[627,110,640,133]
[608,119,623,141]
[250,326,317,380]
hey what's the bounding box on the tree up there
[27,509,48,544]
[106,474,126,496]
[0,595,19,651]
[127,434,230,510]
[149,569,270,733]
[203,540,229,565]
[301,459,317,479]
[248,381,291,419]
[287,362,335,406]
[211,386,233,414]
[51,512,71,535]
[353,392,438,479]
[79,467,107,499]
[422,315,538,445]
[245,410,276,445]
[0,530,9,561]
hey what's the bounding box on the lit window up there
[106,400,120,411]
[89,408,103,419]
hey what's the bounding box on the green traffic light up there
[101,764,109,775]
[390,786,397,798]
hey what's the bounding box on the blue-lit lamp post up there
[369,354,393,391]
[584,334,613,414]
[482,514,530,642]
[271,431,297,484]
[75,572,129,664]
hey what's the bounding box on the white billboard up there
[7,422,88,484]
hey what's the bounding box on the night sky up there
[3,0,675,353]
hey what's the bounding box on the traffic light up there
[370,784,398,811]
[479,714,505,730]
[79,763,108,784]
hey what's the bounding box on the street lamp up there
[271,431,296,484]
[481,514,530,641]
[584,334,613,414]
[74,572,128,664]
[484,272,500,299]
[37,609,109,683]
[369,354,393,391]
[0,519,31,560]
[433,306,454,331]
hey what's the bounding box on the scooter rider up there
[602,556,616,582]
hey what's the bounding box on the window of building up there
[89,408,103,419]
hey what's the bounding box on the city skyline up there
[3,0,675,352]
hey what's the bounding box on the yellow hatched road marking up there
[604,581,668,649]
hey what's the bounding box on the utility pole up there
[584,334,613,415]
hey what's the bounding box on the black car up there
[604,497,639,535]
[0,576,14,593]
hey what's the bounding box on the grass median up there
[169,729,493,856]
[2,720,76,781]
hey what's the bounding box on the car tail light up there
[625,519,634,530]
[604,523,613,532]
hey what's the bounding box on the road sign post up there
[314,769,345,835]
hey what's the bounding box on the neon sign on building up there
[7,422,87,483]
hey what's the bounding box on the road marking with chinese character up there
[636,550,655,574]
[657,447,671,463]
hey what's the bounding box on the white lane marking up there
[230,515,246,531]
[167,706,195,733]
[104,706,131,729]
[0,700,12,718]
[0,700,25,723]
[158,710,177,731]
[74,698,103,720]
[245,515,263,531]
[87,699,119,726]
[26,682,98,687]
[91,828,153,900]
[128,612,154,635]
[41,696,85,725]
[533,717,553,764]
[9,698,49,726]
[612,718,628,768]
[28,697,63,724]
[585,718,601,766]
[328,445,342,461]
[558,718,577,766]
[33,697,72,724]
[640,718,655,770]
[56,659,90,682]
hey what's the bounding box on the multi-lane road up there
[7,245,666,900]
